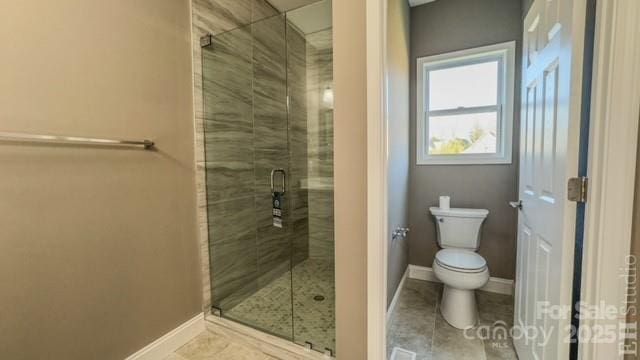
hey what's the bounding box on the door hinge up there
[567,177,588,203]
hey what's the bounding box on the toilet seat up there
[435,249,487,273]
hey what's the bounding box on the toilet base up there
[440,285,478,329]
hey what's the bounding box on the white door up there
[514,0,587,359]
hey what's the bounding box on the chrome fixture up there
[0,131,154,149]
[200,34,213,48]
[392,227,410,240]
[270,169,286,228]
[270,168,286,194]
[509,200,523,210]
[324,348,334,357]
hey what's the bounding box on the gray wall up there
[522,0,533,18]
[0,1,201,359]
[387,0,411,305]
[408,0,522,280]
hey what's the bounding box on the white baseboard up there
[387,266,409,322]
[408,264,439,283]
[408,264,514,296]
[125,313,205,360]
[480,276,515,296]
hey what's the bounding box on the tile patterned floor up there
[387,279,518,360]
[225,258,335,353]
[165,331,278,360]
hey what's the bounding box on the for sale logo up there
[464,257,638,357]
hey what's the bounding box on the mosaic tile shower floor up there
[224,258,335,353]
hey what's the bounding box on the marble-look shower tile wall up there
[306,29,334,260]
[251,15,290,294]
[287,26,311,265]
[193,0,275,315]
[192,0,310,313]
[202,26,257,311]
[252,16,307,291]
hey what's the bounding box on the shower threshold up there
[205,314,333,359]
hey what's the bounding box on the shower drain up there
[313,295,325,301]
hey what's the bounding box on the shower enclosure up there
[200,0,335,355]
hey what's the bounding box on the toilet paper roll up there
[439,196,450,210]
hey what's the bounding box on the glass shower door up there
[201,13,294,341]
[286,0,335,354]
[201,0,335,354]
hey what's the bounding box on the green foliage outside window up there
[430,125,487,155]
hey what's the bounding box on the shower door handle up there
[270,169,286,194]
[271,169,286,229]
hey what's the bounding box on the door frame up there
[366,0,389,358]
[366,0,640,359]
[578,0,640,358]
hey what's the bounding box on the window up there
[416,42,516,165]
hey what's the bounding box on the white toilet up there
[430,207,490,329]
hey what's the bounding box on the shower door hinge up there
[567,177,588,203]
[200,34,213,48]
[211,306,222,317]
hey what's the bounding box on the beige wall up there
[629,125,640,360]
[386,0,411,305]
[0,1,201,359]
[334,0,368,358]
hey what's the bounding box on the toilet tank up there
[429,207,489,250]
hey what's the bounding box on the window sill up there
[416,155,513,165]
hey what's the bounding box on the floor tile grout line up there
[389,279,517,360]
[429,289,438,359]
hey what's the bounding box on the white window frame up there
[416,41,516,165]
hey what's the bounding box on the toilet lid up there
[435,249,487,273]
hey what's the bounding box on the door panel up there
[534,236,551,359]
[526,15,541,68]
[515,0,585,359]
[540,62,559,202]
[516,224,532,328]
[544,0,562,42]
[523,82,538,196]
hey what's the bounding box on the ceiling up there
[285,0,332,34]
[268,0,320,12]
[267,0,437,29]
[408,0,437,6]
[268,0,436,13]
